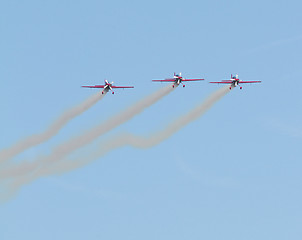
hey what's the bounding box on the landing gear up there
[240,86,242,89]
[102,91,104,94]
[172,85,175,88]
[183,84,185,88]
[229,86,232,90]
[112,92,114,94]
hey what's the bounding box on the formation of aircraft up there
[152,72,204,88]
[82,79,134,94]
[82,73,261,94]
[209,74,262,90]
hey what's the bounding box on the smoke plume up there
[54,85,230,170]
[0,86,228,199]
[0,85,175,181]
[0,92,105,164]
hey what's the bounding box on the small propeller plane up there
[210,74,261,90]
[82,80,134,94]
[152,72,204,88]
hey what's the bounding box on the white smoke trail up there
[0,86,228,200]
[0,92,105,164]
[0,85,175,182]
[56,85,230,168]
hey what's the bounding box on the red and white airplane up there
[152,72,204,88]
[82,80,134,94]
[210,74,261,90]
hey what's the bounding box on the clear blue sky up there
[1,0,302,239]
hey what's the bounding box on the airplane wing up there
[111,86,134,89]
[239,81,262,83]
[152,78,175,82]
[182,78,204,82]
[82,85,105,88]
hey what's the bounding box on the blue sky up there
[1,0,302,239]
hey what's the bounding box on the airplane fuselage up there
[101,84,112,94]
[173,76,183,85]
[232,80,239,86]
[230,79,242,89]
[172,77,183,88]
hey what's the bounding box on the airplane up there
[82,80,134,94]
[209,74,261,90]
[152,72,204,88]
